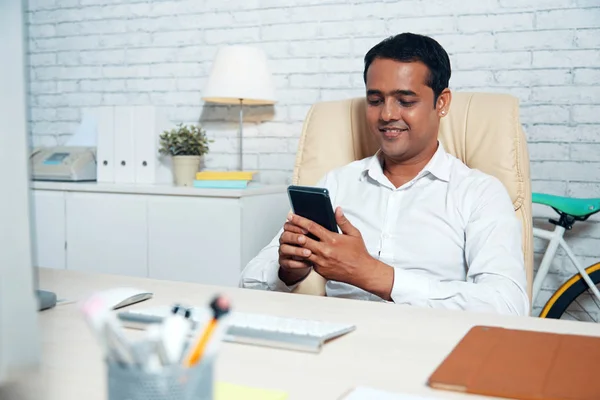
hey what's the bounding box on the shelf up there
[30,181,288,198]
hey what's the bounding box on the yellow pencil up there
[184,295,230,367]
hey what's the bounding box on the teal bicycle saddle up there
[532,193,600,218]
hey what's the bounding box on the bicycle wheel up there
[539,262,600,320]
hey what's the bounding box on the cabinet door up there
[66,192,147,277]
[241,192,288,270]
[31,190,66,269]
[147,197,241,286]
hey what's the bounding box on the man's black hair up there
[363,32,451,105]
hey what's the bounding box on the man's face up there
[365,58,446,162]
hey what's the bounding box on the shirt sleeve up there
[390,176,530,316]
[239,173,338,292]
[238,227,301,292]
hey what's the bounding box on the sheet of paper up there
[65,112,98,146]
[343,386,443,400]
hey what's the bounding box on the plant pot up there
[172,155,202,187]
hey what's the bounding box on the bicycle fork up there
[533,225,600,307]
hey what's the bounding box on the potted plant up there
[159,123,211,187]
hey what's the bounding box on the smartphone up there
[287,185,338,241]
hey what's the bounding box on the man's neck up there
[382,142,438,188]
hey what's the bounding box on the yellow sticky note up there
[215,381,288,400]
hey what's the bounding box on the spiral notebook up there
[427,325,600,400]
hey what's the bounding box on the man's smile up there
[379,126,408,139]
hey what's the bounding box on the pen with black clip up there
[184,295,230,367]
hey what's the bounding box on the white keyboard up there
[117,306,356,353]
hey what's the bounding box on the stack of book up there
[193,171,256,189]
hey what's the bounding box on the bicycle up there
[531,192,600,321]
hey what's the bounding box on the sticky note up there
[215,382,288,400]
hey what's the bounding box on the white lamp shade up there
[202,45,277,105]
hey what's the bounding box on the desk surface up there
[16,268,600,400]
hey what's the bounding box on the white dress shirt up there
[239,142,530,316]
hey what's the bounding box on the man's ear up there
[436,88,452,118]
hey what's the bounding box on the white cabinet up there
[147,197,242,285]
[239,194,290,269]
[31,190,66,269]
[66,192,148,277]
[30,182,289,286]
[146,192,289,286]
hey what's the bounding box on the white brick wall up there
[26,0,600,314]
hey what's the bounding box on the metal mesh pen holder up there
[107,358,213,400]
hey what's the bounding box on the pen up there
[80,295,123,363]
[80,293,138,366]
[184,295,230,368]
[141,325,164,372]
[195,314,229,363]
[80,296,109,351]
[104,317,136,365]
[158,304,193,364]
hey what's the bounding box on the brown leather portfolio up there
[427,325,600,400]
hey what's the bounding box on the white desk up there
[14,268,600,400]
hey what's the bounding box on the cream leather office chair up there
[290,92,534,303]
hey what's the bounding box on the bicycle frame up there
[532,224,600,307]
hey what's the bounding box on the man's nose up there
[380,99,400,122]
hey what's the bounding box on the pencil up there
[184,295,230,367]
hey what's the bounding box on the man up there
[239,32,529,316]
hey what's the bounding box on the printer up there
[30,146,97,182]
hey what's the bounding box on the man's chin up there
[379,145,410,160]
[379,137,410,154]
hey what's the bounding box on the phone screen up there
[287,185,338,240]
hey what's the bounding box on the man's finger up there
[288,213,331,241]
[307,254,327,270]
[279,244,312,258]
[280,258,313,270]
[283,222,308,235]
[279,231,309,246]
[335,207,361,237]
[299,235,326,257]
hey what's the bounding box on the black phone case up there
[287,185,338,240]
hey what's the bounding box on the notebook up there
[216,382,288,400]
[427,325,600,400]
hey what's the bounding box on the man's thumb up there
[335,207,360,236]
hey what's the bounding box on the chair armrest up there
[291,270,327,296]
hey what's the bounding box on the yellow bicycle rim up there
[539,262,600,318]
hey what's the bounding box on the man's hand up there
[287,207,394,300]
[277,217,313,286]
[286,207,371,283]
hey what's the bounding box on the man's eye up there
[399,101,416,107]
[367,99,382,106]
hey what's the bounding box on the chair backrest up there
[291,92,533,303]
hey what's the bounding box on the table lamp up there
[202,45,277,171]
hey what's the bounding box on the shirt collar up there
[361,141,450,183]
[424,141,450,182]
